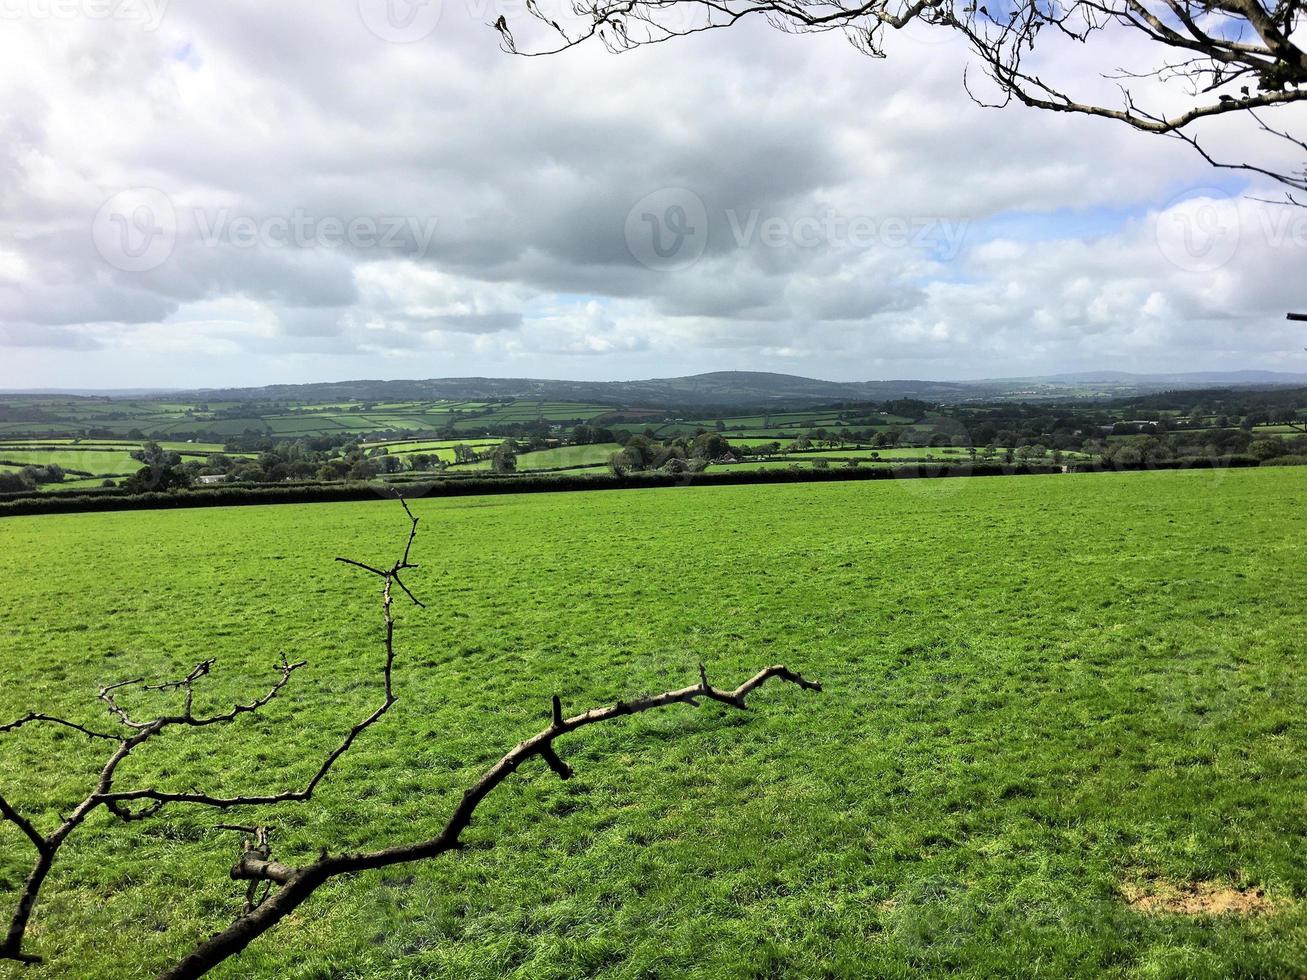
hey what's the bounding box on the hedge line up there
[2,455,1297,517]
[0,463,1063,516]
[1064,455,1262,473]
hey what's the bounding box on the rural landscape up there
[4,0,1307,976]
[1,372,1305,511]
[2,371,1305,976]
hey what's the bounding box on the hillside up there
[162,369,1307,408]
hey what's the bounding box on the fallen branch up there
[0,494,821,979]
[162,663,820,980]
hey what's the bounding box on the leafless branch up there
[0,498,420,964]
[159,663,820,980]
[1,494,822,979]
[497,0,1307,197]
[0,713,119,742]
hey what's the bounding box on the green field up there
[0,400,610,439]
[0,449,146,477]
[0,440,231,453]
[449,443,622,472]
[1,468,1306,978]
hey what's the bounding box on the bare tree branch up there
[0,499,421,963]
[159,663,821,980]
[1,492,822,978]
[0,713,119,742]
[496,0,1307,197]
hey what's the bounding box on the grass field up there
[0,449,146,477]
[0,400,610,439]
[1,468,1306,978]
[449,444,622,472]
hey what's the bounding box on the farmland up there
[1,467,1305,977]
[0,398,612,440]
[1,382,1304,503]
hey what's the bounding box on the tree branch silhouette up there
[496,0,1307,198]
[0,495,821,978]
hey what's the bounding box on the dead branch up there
[496,0,1307,197]
[0,496,421,964]
[159,663,820,980]
[0,494,822,979]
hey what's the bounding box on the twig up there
[160,664,820,980]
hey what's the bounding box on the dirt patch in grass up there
[1121,879,1281,917]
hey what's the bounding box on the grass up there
[1,468,1306,978]
[0,400,611,439]
[0,449,145,477]
[447,444,621,472]
[0,440,232,453]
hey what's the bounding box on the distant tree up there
[347,460,378,482]
[126,443,190,492]
[1250,438,1286,460]
[230,462,268,483]
[0,471,34,493]
[492,440,518,474]
[608,449,633,476]
[19,465,64,485]
[692,433,732,461]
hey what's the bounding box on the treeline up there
[0,462,1067,516]
[1099,431,1307,467]
[1120,386,1307,417]
[8,453,1301,517]
[0,464,73,492]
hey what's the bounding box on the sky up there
[1,0,1305,390]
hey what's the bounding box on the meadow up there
[0,400,610,439]
[1,468,1305,978]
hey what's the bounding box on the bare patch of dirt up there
[1121,879,1282,917]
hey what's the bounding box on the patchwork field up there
[1,468,1305,978]
[448,443,623,472]
[0,400,610,439]
[0,449,146,477]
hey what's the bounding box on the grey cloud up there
[0,3,1303,386]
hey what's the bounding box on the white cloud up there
[0,1,1305,386]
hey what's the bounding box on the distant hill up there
[7,370,1307,408]
[169,372,982,408]
[174,370,1307,407]
[1001,370,1307,386]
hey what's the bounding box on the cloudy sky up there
[1,0,1304,390]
